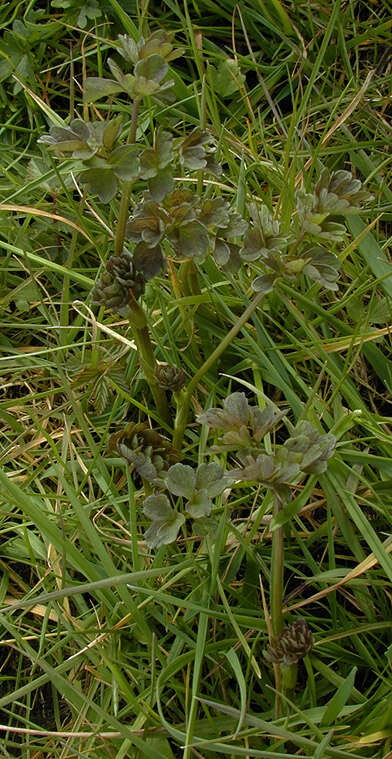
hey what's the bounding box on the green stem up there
[270,492,298,703]
[167,254,194,343]
[271,493,284,640]
[110,97,169,423]
[114,97,141,257]
[172,290,264,450]
[287,230,305,259]
[181,259,200,298]
[282,662,298,690]
[128,300,170,425]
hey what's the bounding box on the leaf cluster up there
[198,393,336,499]
[142,462,226,548]
[51,0,101,28]
[126,189,246,279]
[0,11,60,94]
[84,30,182,102]
[241,170,372,293]
[37,30,374,305]
[109,422,179,485]
[39,116,139,202]
[142,394,336,549]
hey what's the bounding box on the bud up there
[264,619,313,666]
[155,363,186,391]
[92,252,145,313]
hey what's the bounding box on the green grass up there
[1,0,392,756]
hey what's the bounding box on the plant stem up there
[114,97,141,257]
[270,493,284,640]
[270,492,298,705]
[181,259,200,298]
[110,97,169,423]
[167,255,193,340]
[172,290,264,450]
[128,300,170,424]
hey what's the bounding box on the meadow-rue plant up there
[35,21,372,719]
[2,2,389,753]
[37,36,365,668]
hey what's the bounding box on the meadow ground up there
[0,1,392,757]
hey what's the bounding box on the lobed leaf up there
[166,463,196,499]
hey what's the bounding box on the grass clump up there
[0,0,392,756]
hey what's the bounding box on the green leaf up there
[117,34,139,64]
[213,239,230,266]
[144,514,184,549]
[314,169,372,214]
[225,210,248,238]
[38,119,104,160]
[103,116,122,150]
[195,463,226,497]
[139,132,173,182]
[84,77,123,102]
[69,119,90,140]
[240,204,287,261]
[302,247,340,291]
[186,490,212,519]
[134,76,161,97]
[221,244,242,273]
[38,127,85,154]
[126,200,166,246]
[139,148,158,179]
[284,421,336,474]
[143,494,171,521]
[229,453,299,487]
[177,220,209,261]
[181,145,206,170]
[13,280,40,313]
[80,168,117,203]
[0,59,12,82]
[179,128,214,170]
[197,392,249,430]
[251,273,277,294]
[134,54,168,83]
[214,58,245,97]
[198,198,230,228]
[155,129,173,167]
[110,144,140,180]
[149,169,173,202]
[250,405,285,442]
[320,667,357,727]
[108,57,126,83]
[143,494,185,549]
[166,463,196,499]
[133,242,165,280]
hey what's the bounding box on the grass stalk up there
[172,290,264,449]
[128,300,171,424]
